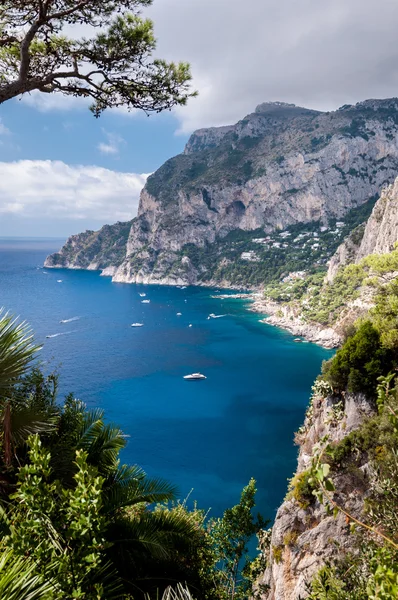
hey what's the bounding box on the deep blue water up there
[0,238,333,518]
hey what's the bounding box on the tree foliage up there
[210,479,267,600]
[0,1,195,115]
[323,320,394,397]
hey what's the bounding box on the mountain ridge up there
[46,97,398,289]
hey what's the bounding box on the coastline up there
[44,262,340,349]
[246,295,341,349]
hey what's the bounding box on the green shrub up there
[327,416,381,466]
[283,530,299,546]
[272,545,283,564]
[323,321,394,397]
[288,470,317,509]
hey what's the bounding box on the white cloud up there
[0,160,148,223]
[146,0,398,133]
[14,0,398,134]
[21,89,91,112]
[97,130,125,155]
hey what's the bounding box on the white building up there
[241,251,260,262]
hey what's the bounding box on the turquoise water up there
[0,238,333,518]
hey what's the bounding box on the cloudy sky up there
[2,0,398,237]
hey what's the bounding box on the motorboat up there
[141,300,150,304]
[139,293,146,297]
[294,338,302,342]
[183,372,207,380]
[176,312,182,316]
[131,323,143,327]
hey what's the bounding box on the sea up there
[0,237,333,519]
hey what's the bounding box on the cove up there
[0,238,333,518]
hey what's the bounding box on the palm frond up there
[161,584,196,600]
[0,547,57,599]
[108,508,199,562]
[78,414,127,473]
[103,469,177,514]
[0,311,41,394]
[10,407,57,447]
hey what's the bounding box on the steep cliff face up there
[44,221,131,273]
[256,388,375,600]
[47,98,398,286]
[327,176,398,280]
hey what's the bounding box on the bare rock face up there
[256,389,375,600]
[112,99,398,285]
[46,98,398,286]
[327,176,398,280]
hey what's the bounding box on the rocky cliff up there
[255,385,375,599]
[252,174,398,598]
[327,176,398,280]
[45,221,132,273]
[46,98,398,287]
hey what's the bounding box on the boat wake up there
[46,331,74,339]
[60,317,80,324]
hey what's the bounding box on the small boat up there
[176,312,182,316]
[183,373,207,380]
[131,323,143,327]
[139,293,146,297]
[294,338,302,343]
[181,286,187,289]
[188,324,192,328]
[57,279,63,283]
[141,300,150,304]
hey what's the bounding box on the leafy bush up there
[287,470,317,509]
[323,321,394,396]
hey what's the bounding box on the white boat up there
[141,300,150,304]
[139,293,146,297]
[57,279,63,283]
[188,324,192,328]
[183,372,207,380]
[131,323,143,327]
[176,312,182,316]
[294,338,302,343]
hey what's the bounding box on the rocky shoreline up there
[246,295,341,349]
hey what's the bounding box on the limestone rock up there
[257,390,375,600]
[327,175,398,280]
[46,98,398,287]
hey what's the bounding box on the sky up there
[2,0,398,237]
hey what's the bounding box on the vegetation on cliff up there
[295,278,398,598]
[177,198,376,288]
[264,240,398,331]
[46,221,133,270]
